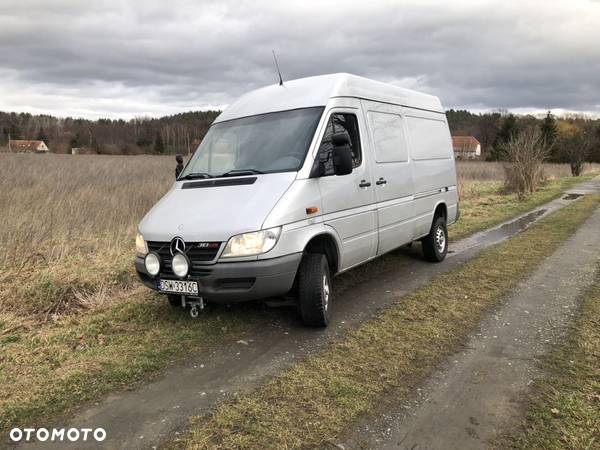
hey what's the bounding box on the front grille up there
[147,241,221,277]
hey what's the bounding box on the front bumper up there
[135,253,302,303]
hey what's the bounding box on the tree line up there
[1,109,599,169]
[447,109,600,172]
[0,110,219,155]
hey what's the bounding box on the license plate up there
[157,279,199,295]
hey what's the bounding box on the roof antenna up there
[272,49,284,86]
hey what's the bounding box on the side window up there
[406,116,452,160]
[368,111,408,163]
[316,113,361,175]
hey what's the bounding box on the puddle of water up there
[563,193,584,200]
[470,209,547,247]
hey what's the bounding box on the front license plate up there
[158,279,199,295]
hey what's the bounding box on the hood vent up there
[182,177,257,189]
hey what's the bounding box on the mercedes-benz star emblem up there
[170,237,186,256]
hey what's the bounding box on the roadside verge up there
[498,267,600,449]
[450,174,597,240]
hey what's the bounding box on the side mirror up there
[175,154,184,178]
[331,132,353,176]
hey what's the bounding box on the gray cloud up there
[0,0,599,118]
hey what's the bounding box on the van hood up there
[139,173,296,242]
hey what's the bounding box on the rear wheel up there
[422,215,448,262]
[297,253,331,327]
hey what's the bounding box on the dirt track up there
[340,196,600,449]
[15,177,600,450]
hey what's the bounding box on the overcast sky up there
[0,0,598,119]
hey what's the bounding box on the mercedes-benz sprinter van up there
[135,73,459,327]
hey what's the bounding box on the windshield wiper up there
[179,172,213,180]
[220,169,265,177]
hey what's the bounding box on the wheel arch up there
[433,201,448,221]
[303,232,341,275]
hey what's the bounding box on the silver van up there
[135,73,459,326]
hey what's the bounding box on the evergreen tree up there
[490,114,518,160]
[541,111,558,161]
[541,111,557,145]
[154,132,165,154]
[587,123,600,164]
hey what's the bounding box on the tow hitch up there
[182,296,205,318]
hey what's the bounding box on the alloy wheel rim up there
[435,226,446,253]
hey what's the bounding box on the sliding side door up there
[362,100,415,255]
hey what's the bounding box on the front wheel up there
[422,215,448,262]
[297,253,331,327]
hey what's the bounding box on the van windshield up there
[179,107,324,179]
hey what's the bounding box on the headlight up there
[222,227,282,258]
[136,232,148,257]
[172,252,190,277]
[144,252,160,277]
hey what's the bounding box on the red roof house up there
[452,136,481,159]
[9,140,50,153]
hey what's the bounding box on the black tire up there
[422,215,448,262]
[297,253,331,327]
[167,294,181,307]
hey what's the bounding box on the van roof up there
[214,73,443,123]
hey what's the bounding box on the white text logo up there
[9,427,107,442]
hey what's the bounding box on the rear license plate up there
[157,279,199,295]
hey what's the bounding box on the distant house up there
[71,147,97,155]
[452,136,481,159]
[9,140,49,153]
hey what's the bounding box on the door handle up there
[359,180,371,188]
[376,178,387,185]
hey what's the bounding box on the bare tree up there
[568,139,588,176]
[501,127,551,200]
[556,121,590,176]
[566,131,590,177]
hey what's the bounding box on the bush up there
[502,127,550,200]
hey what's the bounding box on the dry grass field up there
[0,153,597,432]
[1,154,598,316]
[455,160,598,196]
[1,155,594,266]
[0,153,172,322]
[455,160,578,181]
[0,153,172,267]
[0,154,597,320]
